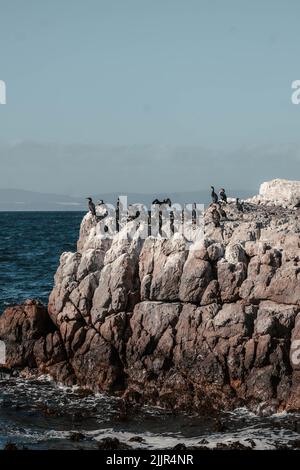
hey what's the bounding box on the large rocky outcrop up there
[1,180,300,413]
[247,178,300,208]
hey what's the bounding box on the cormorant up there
[86,197,96,216]
[97,199,104,205]
[217,202,227,219]
[192,202,197,226]
[236,198,244,212]
[211,186,218,204]
[152,198,171,207]
[219,188,227,204]
[211,205,221,227]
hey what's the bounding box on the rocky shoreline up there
[1,179,300,413]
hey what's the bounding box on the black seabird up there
[211,186,218,204]
[219,188,227,203]
[86,197,96,216]
[152,198,171,207]
[217,202,227,219]
[211,205,220,227]
[236,198,244,212]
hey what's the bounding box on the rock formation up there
[1,179,300,413]
[247,178,300,208]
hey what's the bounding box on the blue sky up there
[0,0,300,193]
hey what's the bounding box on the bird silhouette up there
[86,197,96,216]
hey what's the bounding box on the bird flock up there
[86,187,244,230]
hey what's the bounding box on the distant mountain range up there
[0,188,256,211]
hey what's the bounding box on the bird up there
[211,186,218,204]
[211,205,221,227]
[86,197,96,216]
[219,188,227,204]
[152,198,171,207]
[236,198,244,212]
[97,199,104,205]
[217,202,227,219]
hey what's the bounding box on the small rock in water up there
[293,421,300,433]
[215,441,250,450]
[3,441,18,450]
[198,438,209,445]
[244,438,256,448]
[97,437,131,450]
[290,439,300,449]
[70,432,85,442]
[172,443,187,450]
[128,436,145,443]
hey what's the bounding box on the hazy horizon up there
[0,186,256,211]
[1,1,300,193]
[0,141,299,196]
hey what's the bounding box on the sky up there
[0,0,300,195]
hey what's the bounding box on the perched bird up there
[236,198,244,212]
[86,197,96,216]
[211,205,221,227]
[97,199,104,205]
[152,198,171,207]
[211,186,218,204]
[219,188,227,204]
[217,202,227,219]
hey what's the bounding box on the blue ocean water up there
[0,212,84,313]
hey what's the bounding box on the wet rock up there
[3,442,18,451]
[71,330,125,391]
[198,438,209,445]
[69,432,85,442]
[97,437,131,450]
[0,300,55,368]
[172,443,187,450]
[215,441,251,450]
[286,439,300,449]
[129,436,145,443]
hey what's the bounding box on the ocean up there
[1,211,300,450]
[0,211,84,313]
